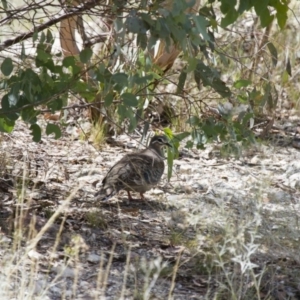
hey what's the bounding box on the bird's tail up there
[94,186,116,201]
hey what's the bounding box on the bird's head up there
[149,135,172,150]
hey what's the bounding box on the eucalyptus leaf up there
[46,123,61,139]
[267,42,278,67]
[1,58,14,76]
[0,116,14,133]
[121,93,138,107]
[30,124,41,142]
[79,48,93,64]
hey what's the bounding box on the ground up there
[1,120,300,300]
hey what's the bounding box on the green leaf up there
[0,116,14,133]
[114,18,125,44]
[117,104,127,121]
[121,93,138,107]
[169,21,186,46]
[259,8,274,28]
[126,13,149,34]
[282,70,289,83]
[137,33,148,50]
[218,53,229,66]
[36,48,51,63]
[167,146,175,181]
[46,123,61,139]
[46,29,54,44]
[74,80,98,102]
[192,15,210,40]
[104,91,115,107]
[241,112,254,127]
[21,108,38,124]
[32,31,38,43]
[192,128,207,147]
[267,42,278,67]
[21,43,26,61]
[194,61,231,97]
[186,115,200,126]
[63,56,76,68]
[131,74,153,85]
[1,58,14,76]
[186,57,199,72]
[2,93,16,108]
[238,0,252,13]
[127,109,137,133]
[172,0,189,16]
[185,140,193,149]
[148,35,158,53]
[286,57,292,76]
[30,124,41,142]
[233,79,252,89]
[176,69,187,94]
[262,82,273,108]
[220,0,236,14]
[47,98,63,112]
[96,67,112,84]
[79,48,93,63]
[221,8,239,27]
[274,1,288,29]
[163,127,173,139]
[2,0,8,10]
[174,132,190,141]
[40,32,46,44]
[112,73,128,87]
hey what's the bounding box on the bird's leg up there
[140,193,145,201]
[127,190,133,200]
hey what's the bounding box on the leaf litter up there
[1,120,300,299]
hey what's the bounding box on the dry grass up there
[1,135,300,300]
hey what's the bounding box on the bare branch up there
[0,0,103,52]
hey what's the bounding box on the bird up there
[95,135,172,201]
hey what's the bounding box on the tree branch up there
[0,0,103,52]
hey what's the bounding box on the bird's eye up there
[157,138,163,143]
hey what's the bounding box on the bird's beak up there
[165,141,172,148]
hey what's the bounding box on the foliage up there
[0,0,291,149]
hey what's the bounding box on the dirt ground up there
[1,118,300,300]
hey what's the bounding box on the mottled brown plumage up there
[95,135,171,201]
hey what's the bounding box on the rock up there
[33,279,47,295]
[151,189,164,195]
[178,164,193,174]
[267,191,293,203]
[52,265,75,278]
[285,162,300,177]
[285,173,300,189]
[28,250,43,261]
[87,253,101,264]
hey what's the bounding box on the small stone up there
[33,279,47,295]
[192,182,207,191]
[179,164,193,174]
[87,253,101,264]
[126,142,137,149]
[183,185,193,194]
[64,290,73,298]
[52,265,75,278]
[267,191,292,203]
[151,189,164,195]
[79,281,90,288]
[250,156,259,164]
[286,173,300,189]
[285,162,300,177]
[50,285,62,294]
[28,250,43,261]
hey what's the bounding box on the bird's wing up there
[103,153,164,189]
